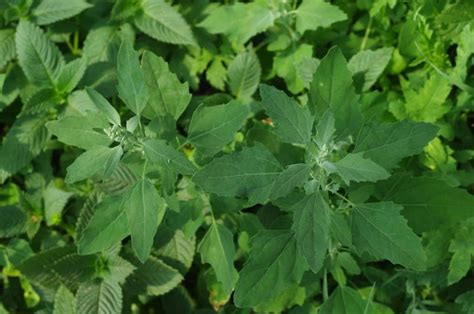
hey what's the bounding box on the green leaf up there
[86,88,121,126]
[0,206,27,238]
[207,58,227,91]
[292,192,331,273]
[15,20,64,88]
[142,51,191,119]
[116,39,149,115]
[351,202,426,271]
[354,120,439,170]
[309,47,361,138]
[32,0,92,25]
[269,163,311,200]
[125,179,165,262]
[319,286,368,314]
[274,44,313,94]
[375,176,474,233]
[157,230,195,274]
[260,84,314,144]
[295,0,347,34]
[57,58,87,94]
[0,239,33,266]
[348,47,393,92]
[77,196,129,255]
[46,114,112,150]
[323,153,390,184]
[198,1,275,46]
[0,29,16,68]
[66,146,123,184]
[143,139,196,175]
[228,50,261,100]
[83,25,132,65]
[193,145,282,199]
[76,279,122,314]
[126,256,183,296]
[54,285,76,314]
[43,183,73,226]
[234,230,307,308]
[198,222,238,294]
[107,254,136,285]
[135,0,196,46]
[187,101,249,156]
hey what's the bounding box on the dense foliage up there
[1,0,474,313]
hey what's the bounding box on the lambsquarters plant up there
[1,0,474,313]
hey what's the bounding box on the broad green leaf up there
[234,230,307,308]
[0,206,27,238]
[228,50,261,100]
[348,47,393,92]
[456,290,474,314]
[309,47,361,138]
[269,163,311,200]
[193,145,282,199]
[375,176,474,233]
[260,84,314,144]
[448,247,471,285]
[351,202,426,271]
[198,1,275,46]
[54,285,76,314]
[207,58,227,91]
[77,196,129,255]
[319,286,368,314]
[125,179,165,262]
[0,114,50,183]
[187,101,249,156]
[46,114,112,150]
[274,44,313,94]
[143,139,196,175]
[83,25,133,64]
[295,0,347,34]
[43,183,73,226]
[116,39,149,115]
[32,0,92,25]
[0,29,16,68]
[15,20,64,88]
[57,58,87,94]
[66,146,123,184]
[315,110,336,148]
[126,256,183,296]
[76,279,122,314]
[157,230,196,274]
[142,51,191,119]
[354,120,438,170]
[86,88,121,126]
[135,0,196,45]
[323,153,390,184]
[18,246,96,292]
[0,239,33,266]
[389,74,451,122]
[198,222,238,294]
[292,192,331,273]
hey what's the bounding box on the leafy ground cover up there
[1,0,474,313]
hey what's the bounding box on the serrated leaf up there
[83,25,132,65]
[260,84,314,144]
[187,101,249,156]
[292,192,331,273]
[354,120,439,170]
[323,153,390,184]
[198,2,275,46]
[309,47,361,138]
[157,230,195,274]
[0,29,16,68]
[274,44,313,94]
[77,196,129,255]
[76,279,122,314]
[143,139,196,175]
[142,51,191,119]
[66,146,123,184]
[228,50,261,100]
[15,20,64,88]
[116,39,149,115]
[46,114,112,150]
[54,285,76,314]
[207,57,227,91]
[0,206,27,238]
[57,58,87,94]
[376,176,474,233]
[198,222,238,294]
[319,286,368,314]
[32,0,92,25]
[86,87,121,126]
[295,0,347,34]
[348,47,393,92]
[193,145,282,199]
[125,179,165,262]
[268,163,311,200]
[351,202,426,271]
[43,183,73,226]
[234,230,307,308]
[135,0,196,45]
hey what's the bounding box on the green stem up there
[359,16,373,51]
[323,269,329,301]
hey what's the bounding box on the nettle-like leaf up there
[295,0,347,34]
[228,50,261,100]
[0,29,16,68]
[31,0,92,25]
[76,278,122,314]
